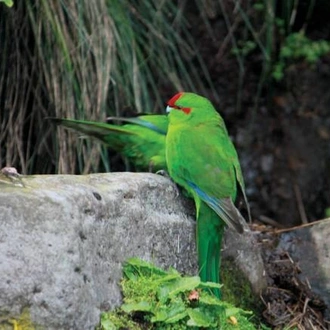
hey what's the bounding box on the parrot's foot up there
[171,183,181,199]
[156,170,181,198]
[156,169,169,177]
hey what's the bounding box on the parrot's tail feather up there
[213,197,249,233]
[197,202,225,299]
[48,118,137,149]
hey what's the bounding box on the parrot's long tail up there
[197,201,225,299]
[48,118,135,150]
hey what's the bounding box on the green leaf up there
[123,258,167,280]
[158,276,201,301]
[151,310,167,323]
[154,273,182,285]
[100,313,118,330]
[165,310,188,324]
[253,3,264,11]
[272,63,285,81]
[0,0,13,7]
[225,307,245,317]
[186,308,215,327]
[325,208,330,218]
[199,294,224,306]
[121,301,152,313]
[151,301,187,324]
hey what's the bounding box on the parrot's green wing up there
[167,123,247,233]
[49,115,167,171]
[187,181,246,234]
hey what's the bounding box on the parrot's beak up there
[166,105,172,113]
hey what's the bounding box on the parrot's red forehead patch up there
[167,92,191,115]
[167,92,183,107]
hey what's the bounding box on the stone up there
[222,228,267,296]
[0,173,266,329]
[278,219,330,317]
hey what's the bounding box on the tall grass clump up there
[0,0,215,174]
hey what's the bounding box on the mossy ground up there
[98,258,267,330]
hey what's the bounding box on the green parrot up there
[49,115,168,172]
[165,92,249,298]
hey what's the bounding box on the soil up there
[253,223,329,329]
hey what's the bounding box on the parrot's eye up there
[174,105,191,115]
[166,99,191,115]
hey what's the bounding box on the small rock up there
[260,154,274,173]
[278,219,330,317]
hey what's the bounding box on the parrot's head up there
[166,92,220,126]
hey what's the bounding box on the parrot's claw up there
[173,184,181,199]
[168,180,180,199]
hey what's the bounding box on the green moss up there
[98,258,262,330]
[221,258,264,324]
[273,32,330,81]
[0,308,37,330]
[99,310,144,330]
